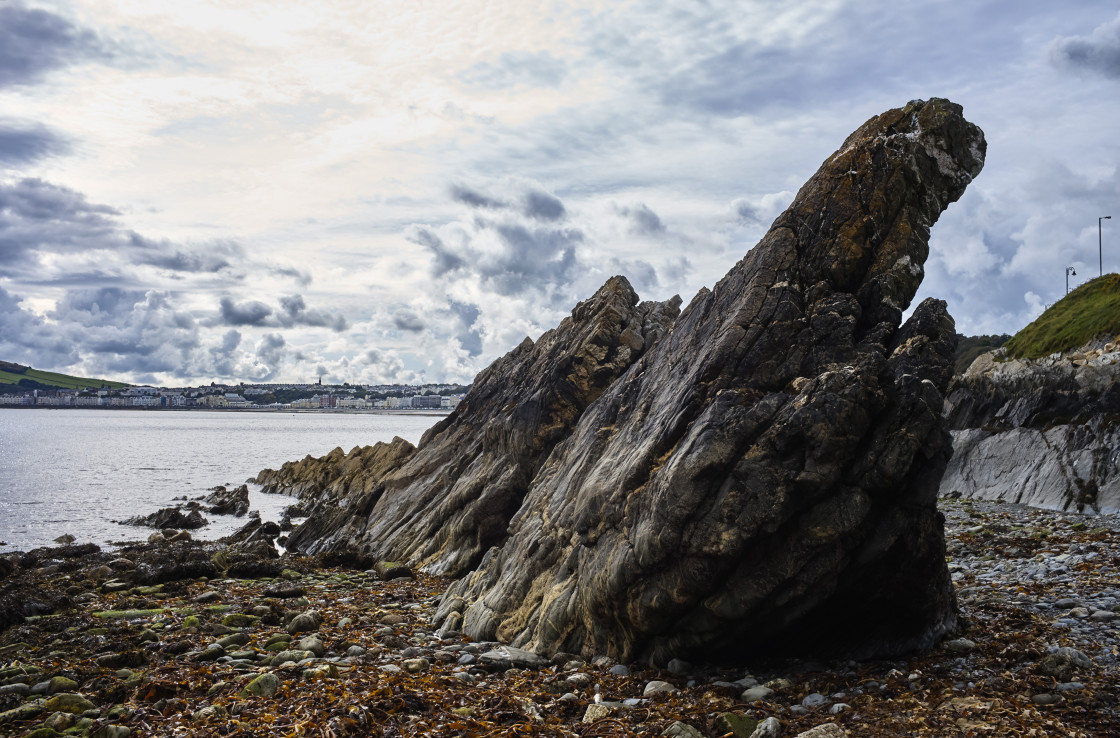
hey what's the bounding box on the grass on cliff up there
[1004,273,1120,359]
[0,360,129,391]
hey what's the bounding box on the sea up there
[0,408,440,553]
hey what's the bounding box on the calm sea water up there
[0,409,440,552]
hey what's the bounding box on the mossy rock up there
[221,613,259,628]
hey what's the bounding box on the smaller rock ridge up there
[258,275,681,576]
[941,337,1120,513]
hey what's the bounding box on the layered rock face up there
[261,98,983,664]
[941,339,1120,513]
[438,98,985,664]
[259,277,680,576]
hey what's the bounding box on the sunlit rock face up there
[261,98,985,665]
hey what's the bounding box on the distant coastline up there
[0,404,451,416]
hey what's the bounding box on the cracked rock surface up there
[440,98,985,665]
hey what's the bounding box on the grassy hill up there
[0,361,130,391]
[1003,274,1120,359]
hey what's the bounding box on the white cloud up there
[1,0,1119,384]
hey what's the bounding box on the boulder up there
[439,98,983,663]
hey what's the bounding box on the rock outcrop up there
[437,98,984,664]
[258,98,984,664]
[941,338,1120,513]
[258,277,681,576]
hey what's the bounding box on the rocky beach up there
[1,496,1118,737]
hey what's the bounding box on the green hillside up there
[1004,274,1120,359]
[0,361,130,391]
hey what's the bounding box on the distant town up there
[0,378,469,412]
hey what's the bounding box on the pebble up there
[801,692,829,707]
[751,717,782,738]
[643,680,678,696]
[741,686,775,703]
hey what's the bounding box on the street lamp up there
[1066,266,1077,295]
[1101,216,1112,276]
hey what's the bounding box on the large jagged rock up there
[258,277,680,575]
[434,98,984,664]
[257,98,982,664]
[941,338,1120,512]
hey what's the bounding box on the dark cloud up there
[1051,14,1120,79]
[46,287,204,377]
[0,2,109,88]
[271,265,313,286]
[448,300,483,357]
[450,184,506,210]
[0,119,70,166]
[278,293,348,332]
[0,178,241,280]
[523,190,566,221]
[461,51,567,89]
[449,181,566,222]
[405,226,467,276]
[219,296,273,326]
[732,198,762,226]
[393,309,426,332]
[615,203,666,236]
[254,333,286,379]
[208,329,241,375]
[131,234,241,273]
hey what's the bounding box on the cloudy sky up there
[1,1,1118,386]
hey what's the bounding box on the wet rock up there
[1037,647,1092,681]
[643,680,678,696]
[944,638,977,653]
[242,672,281,698]
[374,561,413,581]
[583,703,617,723]
[750,717,782,738]
[286,611,321,635]
[478,646,547,671]
[41,692,95,714]
[296,636,324,658]
[714,713,759,738]
[125,506,208,530]
[742,686,775,703]
[205,485,251,516]
[662,722,705,737]
[794,725,847,738]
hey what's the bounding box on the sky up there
[1,0,1118,387]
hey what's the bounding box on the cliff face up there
[257,277,681,576]
[257,97,984,665]
[941,339,1120,513]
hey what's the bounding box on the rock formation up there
[941,338,1120,513]
[259,278,680,576]
[260,98,984,664]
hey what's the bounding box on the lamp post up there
[1101,216,1112,276]
[1066,266,1077,295]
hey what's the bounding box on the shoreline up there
[1,497,1118,736]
